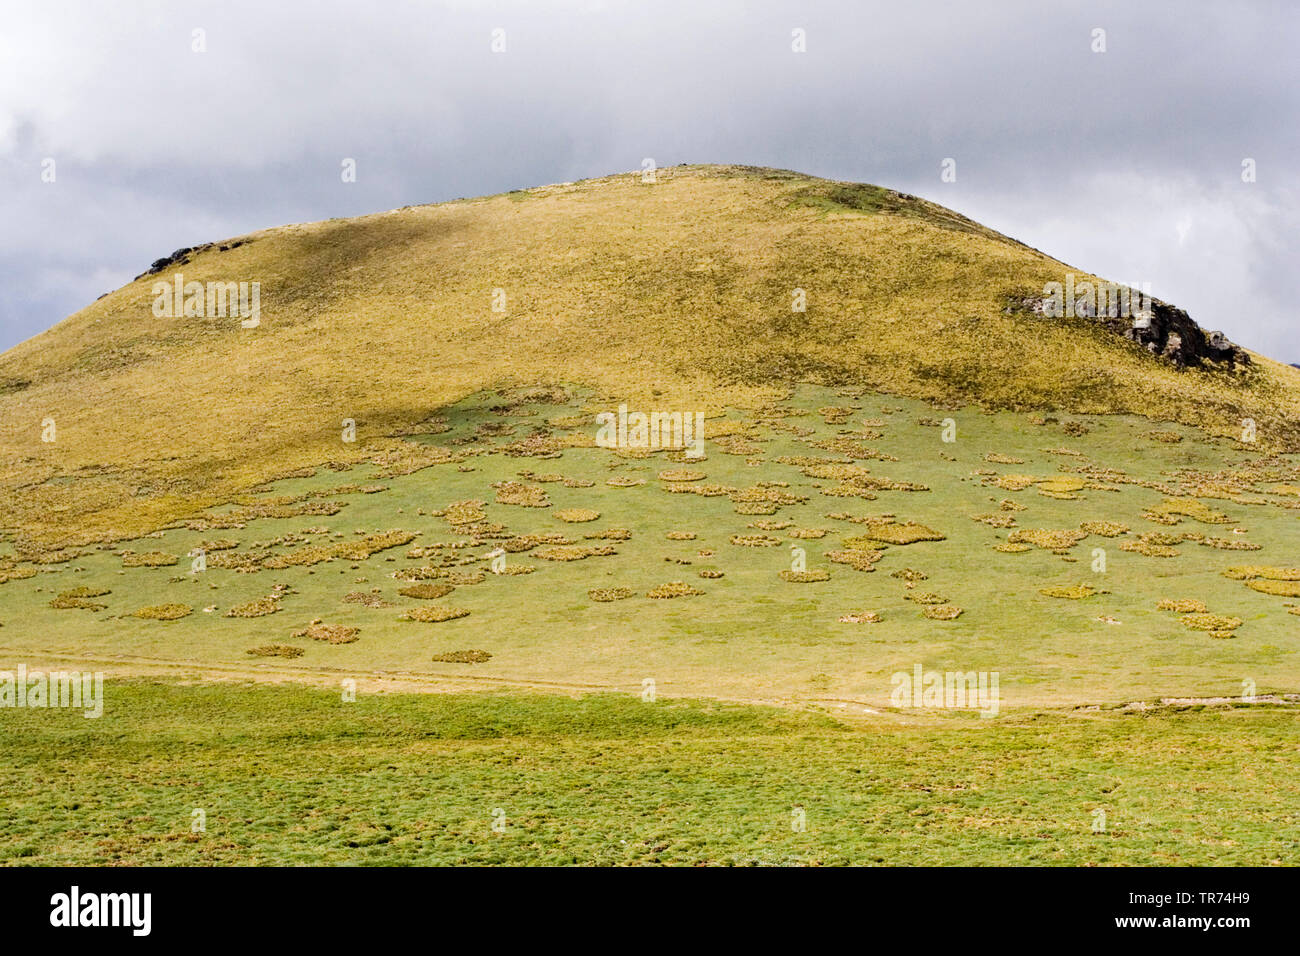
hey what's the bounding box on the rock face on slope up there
[1119,296,1247,368]
[1006,289,1247,368]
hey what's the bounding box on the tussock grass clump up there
[583,528,632,540]
[788,528,827,539]
[588,587,635,602]
[134,603,192,620]
[605,476,645,487]
[1080,521,1128,537]
[402,605,470,623]
[293,622,360,644]
[21,547,81,565]
[503,533,572,552]
[1121,540,1180,558]
[801,462,871,481]
[973,513,1017,528]
[730,534,782,547]
[1040,584,1104,599]
[922,604,963,620]
[827,548,882,571]
[1223,566,1300,581]
[121,551,179,567]
[263,530,417,569]
[431,649,492,663]
[444,571,486,585]
[730,484,806,505]
[843,519,944,547]
[647,581,703,599]
[1199,537,1262,551]
[1144,430,1183,443]
[658,469,706,482]
[395,567,486,584]
[697,569,724,579]
[398,583,455,599]
[225,596,281,618]
[1143,498,1233,525]
[779,569,830,583]
[534,545,616,561]
[555,508,600,523]
[208,550,264,573]
[906,591,949,605]
[838,611,881,623]
[992,474,1037,491]
[891,568,928,582]
[817,405,856,423]
[1181,613,1242,633]
[334,530,418,560]
[985,453,1026,464]
[712,434,760,455]
[665,450,706,464]
[1140,531,1185,547]
[0,566,37,584]
[491,481,550,508]
[246,643,303,658]
[342,590,390,607]
[672,483,734,498]
[1245,579,1300,597]
[994,542,1032,553]
[261,544,334,568]
[1157,599,1209,613]
[49,586,111,610]
[444,502,488,522]
[369,443,463,478]
[196,538,240,551]
[1008,528,1087,553]
[749,519,793,530]
[666,531,697,540]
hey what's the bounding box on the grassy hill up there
[2,164,1298,549]
[3,165,1299,866]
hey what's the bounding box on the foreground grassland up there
[1,681,1295,866]
[1,385,1296,709]
[2,164,1298,546]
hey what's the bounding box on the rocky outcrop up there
[134,239,249,281]
[1006,287,1248,369]
[1121,297,1246,368]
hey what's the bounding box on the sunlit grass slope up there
[2,164,1298,548]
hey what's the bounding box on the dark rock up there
[1007,289,1249,369]
[132,238,251,281]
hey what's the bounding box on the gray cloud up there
[2,0,1296,359]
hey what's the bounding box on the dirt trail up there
[4,646,1296,717]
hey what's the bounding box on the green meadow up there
[1,680,1296,866]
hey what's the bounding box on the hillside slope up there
[2,164,1298,547]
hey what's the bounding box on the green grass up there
[2,384,1296,709]
[0,680,1295,866]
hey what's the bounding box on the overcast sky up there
[2,0,1296,359]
